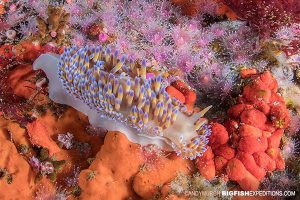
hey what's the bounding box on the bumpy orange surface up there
[196,70,290,191]
[0,122,35,199]
[8,64,37,99]
[78,131,145,200]
[133,153,194,199]
[31,108,104,177]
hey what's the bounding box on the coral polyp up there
[35,45,212,160]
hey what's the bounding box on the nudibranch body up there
[33,45,211,160]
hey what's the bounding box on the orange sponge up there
[238,135,268,154]
[134,153,193,199]
[253,152,276,172]
[266,148,285,170]
[237,152,266,181]
[228,104,246,119]
[240,109,267,130]
[26,119,60,156]
[242,79,272,103]
[239,124,262,137]
[237,170,260,191]
[7,64,37,99]
[196,159,216,181]
[171,80,189,94]
[240,68,257,78]
[165,86,185,104]
[209,123,229,149]
[268,129,284,148]
[196,147,215,181]
[214,156,228,172]
[259,71,278,92]
[270,104,291,129]
[214,144,235,160]
[226,158,247,181]
[170,80,197,111]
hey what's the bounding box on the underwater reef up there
[0,0,300,200]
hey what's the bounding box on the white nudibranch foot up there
[33,45,212,160]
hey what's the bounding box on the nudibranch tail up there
[58,45,211,160]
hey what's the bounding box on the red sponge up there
[237,170,260,191]
[196,147,215,181]
[214,144,235,160]
[253,152,276,172]
[238,135,268,154]
[268,129,284,148]
[259,71,278,92]
[209,123,229,149]
[239,124,262,137]
[226,158,247,181]
[240,109,267,130]
[237,152,266,181]
[215,156,228,172]
[228,104,246,119]
[266,148,285,170]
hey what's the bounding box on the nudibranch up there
[33,45,212,160]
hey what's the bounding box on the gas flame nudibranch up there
[34,45,212,160]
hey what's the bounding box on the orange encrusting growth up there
[166,86,186,104]
[8,64,38,99]
[26,119,61,156]
[133,153,194,199]
[167,80,197,111]
[195,146,215,181]
[78,131,194,200]
[240,68,257,78]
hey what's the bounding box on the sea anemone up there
[262,171,298,191]
[282,136,299,160]
[35,185,69,200]
[57,132,74,150]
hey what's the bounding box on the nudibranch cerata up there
[33,45,212,160]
